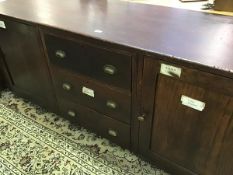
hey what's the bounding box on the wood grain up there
[44,33,132,90]
[58,98,131,148]
[51,65,131,124]
[0,0,233,72]
[0,16,57,111]
[140,56,233,175]
[214,0,233,12]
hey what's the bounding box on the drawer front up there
[58,99,130,148]
[52,66,131,124]
[44,34,132,90]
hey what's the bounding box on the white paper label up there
[82,86,94,97]
[181,95,205,111]
[0,21,6,29]
[160,63,181,77]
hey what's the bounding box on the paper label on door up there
[82,86,94,97]
[0,21,6,29]
[160,63,181,77]
[181,95,205,111]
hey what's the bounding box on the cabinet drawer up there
[58,99,130,148]
[44,34,132,90]
[52,66,131,124]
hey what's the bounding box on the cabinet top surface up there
[1,0,233,72]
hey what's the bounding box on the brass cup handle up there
[106,100,117,109]
[137,114,146,122]
[55,50,66,59]
[108,129,117,137]
[103,64,117,75]
[62,83,71,91]
[67,110,76,117]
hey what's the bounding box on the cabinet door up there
[139,57,233,175]
[0,17,56,110]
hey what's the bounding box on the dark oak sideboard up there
[1,0,233,175]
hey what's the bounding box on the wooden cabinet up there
[139,56,233,175]
[0,7,233,174]
[0,17,56,110]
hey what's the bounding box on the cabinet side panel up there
[0,17,56,110]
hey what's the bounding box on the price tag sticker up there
[181,95,205,111]
[82,86,94,97]
[0,21,6,29]
[160,63,181,78]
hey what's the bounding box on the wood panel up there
[0,16,57,111]
[150,76,233,174]
[214,0,233,12]
[0,48,12,89]
[0,69,3,90]
[139,56,233,175]
[0,50,5,90]
[213,115,233,175]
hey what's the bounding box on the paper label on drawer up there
[82,86,94,97]
[181,95,205,111]
[0,21,6,29]
[160,63,181,78]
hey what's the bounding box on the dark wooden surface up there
[214,0,233,12]
[0,49,12,89]
[51,65,131,124]
[0,16,57,111]
[0,68,3,90]
[58,98,131,148]
[0,51,5,90]
[140,56,233,175]
[0,0,233,73]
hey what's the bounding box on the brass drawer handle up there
[106,100,117,109]
[67,110,76,117]
[108,129,117,137]
[55,50,66,59]
[137,114,146,122]
[103,64,117,75]
[62,83,71,91]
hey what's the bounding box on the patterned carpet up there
[0,91,169,175]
